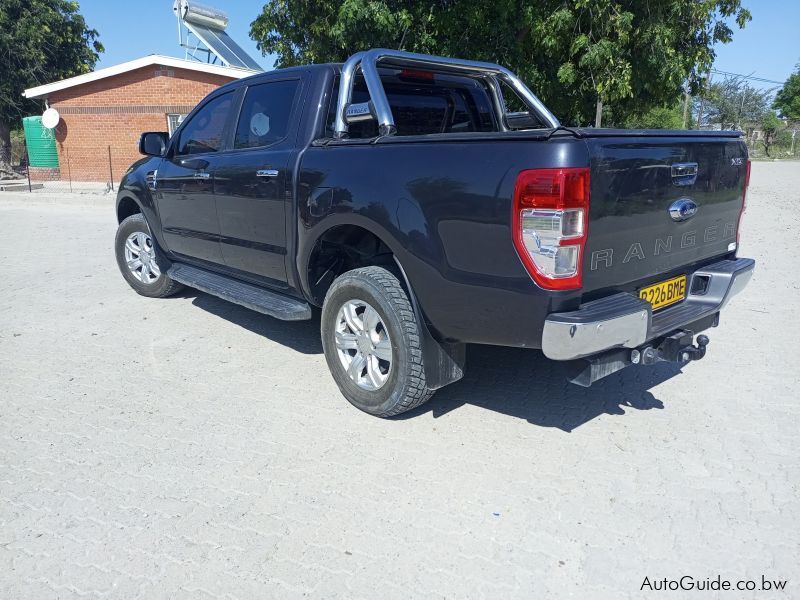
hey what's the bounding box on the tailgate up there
[582,135,747,294]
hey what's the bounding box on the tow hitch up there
[566,330,711,387]
[633,331,710,366]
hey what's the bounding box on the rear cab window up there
[326,68,545,138]
[234,79,301,149]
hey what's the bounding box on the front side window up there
[177,92,233,155]
[234,80,300,149]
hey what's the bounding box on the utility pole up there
[595,98,603,128]
[682,88,690,129]
[737,87,748,130]
[696,71,713,130]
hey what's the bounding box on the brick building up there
[23,55,255,183]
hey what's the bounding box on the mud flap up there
[393,258,466,390]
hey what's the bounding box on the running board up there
[168,263,312,321]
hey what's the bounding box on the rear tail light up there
[735,159,751,247]
[512,168,590,290]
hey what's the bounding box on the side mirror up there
[505,111,540,130]
[139,132,168,156]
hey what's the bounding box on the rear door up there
[582,134,748,294]
[213,76,304,287]
[155,90,237,265]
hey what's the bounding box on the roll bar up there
[333,48,560,139]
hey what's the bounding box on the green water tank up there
[22,116,59,168]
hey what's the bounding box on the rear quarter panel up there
[296,137,590,347]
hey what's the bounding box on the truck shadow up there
[190,292,324,354]
[190,291,680,432]
[402,345,679,431]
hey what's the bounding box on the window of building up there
[167,113,187,136]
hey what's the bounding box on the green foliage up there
[773,64,800,122]
[0,0,103,127]
[250,0,750,126]
[760,111,782,157]
[9,128,26,164]
[624,104,688,129]
[702,76,772,129]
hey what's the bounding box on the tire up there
[321,266,434,417]
[114,213,184,298]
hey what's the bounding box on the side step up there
[168,263,312,321]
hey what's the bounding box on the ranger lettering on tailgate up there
[590,222,737,270]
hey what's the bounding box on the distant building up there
[23,55,255,183]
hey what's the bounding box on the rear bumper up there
[541,257,755,361]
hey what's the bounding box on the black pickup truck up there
[114,49,754,417]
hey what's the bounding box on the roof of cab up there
[215,62,342,91]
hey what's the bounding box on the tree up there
[701,76,772,130]
[0,0,102,172]
[760,112,782,157]
[773,63,800,122]
[250,1,750,126]
[624,104,689,129]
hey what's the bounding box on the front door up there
[155,90,236,265]
[213,78,303,286]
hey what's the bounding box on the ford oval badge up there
[668,198,698,222]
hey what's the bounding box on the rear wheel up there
[321,266,433,417]
[115,213,183,298]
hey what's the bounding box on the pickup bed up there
[115,49,754,417]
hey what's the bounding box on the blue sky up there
[86,1,275,71]
[84,0,798,90]
[712,1,799,89]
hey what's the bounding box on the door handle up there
[256,169,279,178]
[671,162,698,186]
[192,171,211,179]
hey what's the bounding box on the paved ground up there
[1,161,798,599]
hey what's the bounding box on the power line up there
[710,69,784,85]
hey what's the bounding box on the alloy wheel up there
[334,299,393,390]
[124,231,161,284]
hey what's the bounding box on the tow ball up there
[567,329,712,387]
[631,331,710,366]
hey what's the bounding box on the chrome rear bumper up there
[541,257,755,361]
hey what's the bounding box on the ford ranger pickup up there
[114,49,754,417]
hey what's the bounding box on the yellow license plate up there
[638,275,687,311]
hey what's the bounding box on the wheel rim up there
[124,231,161,284]
[334,299,393,391]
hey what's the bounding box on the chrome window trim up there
[333,48,560,139]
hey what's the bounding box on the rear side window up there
[327,72,497,138]
[177,92,233,155]
[234,80,300,149]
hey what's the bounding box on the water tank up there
[22,116,59,168]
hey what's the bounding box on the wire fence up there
[1,139,120,194]
[1,120,795,196]
[744,128,798,160]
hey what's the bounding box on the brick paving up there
[0,161,797,598]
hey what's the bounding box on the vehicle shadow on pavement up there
[188,291,324,354]
[188,290,678,431]
[407,345,679,431]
